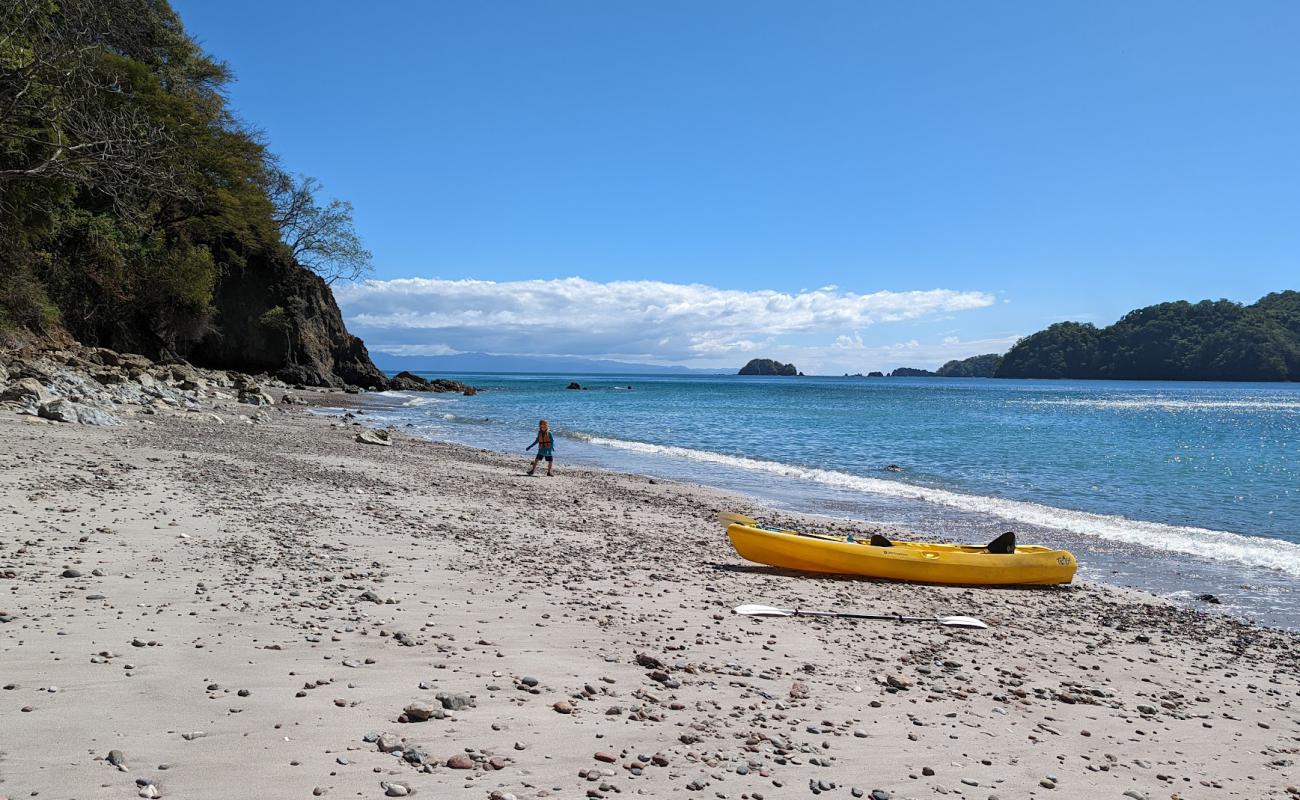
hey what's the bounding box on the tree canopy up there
[0,0,368,354]
[996,293,1300,381]
[936,353,1002,377]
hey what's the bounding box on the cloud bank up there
[336,277,997,367]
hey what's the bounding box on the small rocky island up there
[738,358,799,376]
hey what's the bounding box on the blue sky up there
[174,1,1300,372]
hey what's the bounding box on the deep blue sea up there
[328,375,1300,629]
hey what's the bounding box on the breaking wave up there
[568,433,1300,577]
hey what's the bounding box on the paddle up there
[717,512,868,544]
[734,603,989,629]
[717,511,759,528]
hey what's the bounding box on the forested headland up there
[1,0,385,387]
[995,292,1300,381]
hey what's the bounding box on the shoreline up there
[343,387,1300,631]
[1,385,1298,799]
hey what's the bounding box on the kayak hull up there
[726,524,1076,586]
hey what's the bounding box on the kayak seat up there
[869,534,893,548]
[986,531,1016,554]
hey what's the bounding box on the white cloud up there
[336,277,996,364]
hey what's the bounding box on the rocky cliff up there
[193,252,387,389]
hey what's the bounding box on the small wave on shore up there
[571,432,1300,577]
[377,390,458,408]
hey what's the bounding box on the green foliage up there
[0,0,366,355]
[936,353,1002,377]
[996,294,1300,381]
[259,305,291,332]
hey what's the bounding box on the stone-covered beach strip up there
[0,347,1297,800]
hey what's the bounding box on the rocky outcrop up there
[192,252,387,389]
[738,358,798,376]
[387,371,478,395]
[0,344,303,425]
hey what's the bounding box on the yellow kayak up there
[726,523,1076,585]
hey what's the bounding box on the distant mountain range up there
[370,352,727,375]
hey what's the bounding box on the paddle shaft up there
[790,609,944,623]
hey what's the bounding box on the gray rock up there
[2,377,52,408]
[437,691,472,711]
[382,782,409,797]
[355,428,392,446]
[62,569,82,578]
[107,749,127,767]
[38,398,121,426]
[403,702,443,722]
[238,388,275,406]
[885,674,912,690]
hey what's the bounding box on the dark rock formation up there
[738,358,798,376]
[387,371,477,394]
[867,371,884,377]
[193,252,387,389]
[566,382,582,390]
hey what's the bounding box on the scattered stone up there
[436,691,471,710]
[355,429,392,446]
[403,702,442,722]
[885,674,912,690]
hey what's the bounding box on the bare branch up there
[269,170,372,285]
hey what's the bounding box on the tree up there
[0,0,201,211]
[259,305,293,364]
[269,169,372,285]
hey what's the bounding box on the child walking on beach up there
[525,419,555,476]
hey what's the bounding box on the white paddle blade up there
[718,511,758,529]
[938,615,988,629]
[734,604,793,617]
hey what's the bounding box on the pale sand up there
[1,397,1297,800]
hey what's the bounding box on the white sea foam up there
[1019,397,1300,412]
[574,434,1300,577]
[376,390,455,408]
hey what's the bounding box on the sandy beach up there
[2,389,1298,800]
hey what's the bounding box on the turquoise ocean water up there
[333,375,1300,629]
